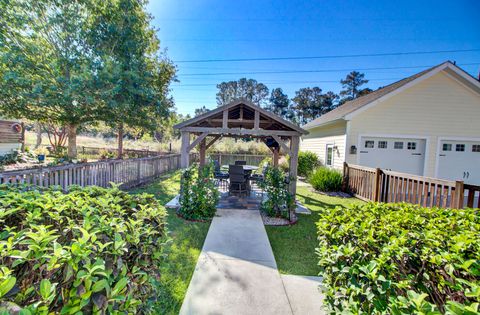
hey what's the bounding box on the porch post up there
[181,131,190,168]
[288,136,300,196]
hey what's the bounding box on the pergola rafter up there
[173,99,308,196]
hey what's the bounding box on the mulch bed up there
[309,188,352,198]
[261,211,298,226]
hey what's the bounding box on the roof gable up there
[302,61,480,129]
[174,98,308,135]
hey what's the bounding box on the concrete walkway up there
[179,209,324,315]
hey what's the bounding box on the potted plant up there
[35,147,48,163]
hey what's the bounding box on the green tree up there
[266,88,290,117]
[0,0,106,158]
[291,87,338,124]
[216,78,269,107]
[93,0,176,158]
[339,71,371,104]
[194,106,210,117]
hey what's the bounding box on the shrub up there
[260,166,294,219]
[178,162,219,220]
[309,167,342,192]
[317,202,480,314]
[297,151,320,177]
[0,184,167,314]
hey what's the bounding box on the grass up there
[265,185,364,276]
[130,171,211,315]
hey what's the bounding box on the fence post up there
[373,168,382,202]
[342,162,349,192]
[454,180,464,209]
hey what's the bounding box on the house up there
[0,119,24,156]
[300,61,480,185]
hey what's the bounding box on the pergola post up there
[199,138,206,167]
[180,131,190,168]
[288,136,300,196]
[273,147,280,167]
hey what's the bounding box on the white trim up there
[356,133,430,176]
[442,71,480,97]
[325,143,334,167]
[434,136,480,178]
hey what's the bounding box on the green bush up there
[179,162,219,220]
[317,202,480,314]
[260,166,294,219]
[0,184,167,314]
[309,167,342,192]
[297,151,320,177]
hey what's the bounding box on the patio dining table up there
[221,165,259,172]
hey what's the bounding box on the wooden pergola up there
[173,99,308,196]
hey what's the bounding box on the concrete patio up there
[179,209,324,315]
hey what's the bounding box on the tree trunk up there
[67,124,77,159]
[35,121,42,149]
[117,123,124,159]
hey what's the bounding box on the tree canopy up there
[339,71,371,104]
[291,87,338,124]
[216,78,269,107]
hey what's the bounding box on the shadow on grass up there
[130,171,211,314]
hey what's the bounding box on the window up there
[407,142,416,150]
[394,142,403,149]
[456,144,465,152]
[378,141,387,149]
[326,145,334,166]
[473,144,480,153]
[365,140,374,148]
[442,143,452,151]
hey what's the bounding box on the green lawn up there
[265,185,364,276]
[130,171,211,315]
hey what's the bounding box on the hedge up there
[317,202,480,314]
[309,167,343,192]
[0,184,167,314]
[297,151,320,177]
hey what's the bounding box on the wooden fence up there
[343,163,480,209]
[208,153,270,166]
[0,154,182,190]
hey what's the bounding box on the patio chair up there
[229,165,249,197]
[235,160,247,165]
[213,160,229,189]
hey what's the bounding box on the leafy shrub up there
[178,162,219,220]
[260,166,294,219]
[297,151,320,177]
[0,184,167,314]
[0,150,36,167]
[317,202,480,314]
[309,167,342,192]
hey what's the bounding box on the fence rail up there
[0,154,182,190]
[208,153,270,166]
[343,163,480,209]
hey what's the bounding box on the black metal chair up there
[235,160,247,166]
[229,165,248,196]
[213,160,229,189]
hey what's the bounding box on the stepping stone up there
[295,201,311,214]
[165,194,180,209]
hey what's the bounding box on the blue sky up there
[147,0,480,116]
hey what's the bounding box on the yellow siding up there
[346,71,480,176]
[300,121,346,170]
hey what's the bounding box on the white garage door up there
[359,137,426,175]
[437,140,480,185]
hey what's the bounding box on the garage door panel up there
[359,137,426,175]
[438,140,480,185]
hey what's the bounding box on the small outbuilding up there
[0,119,24,156]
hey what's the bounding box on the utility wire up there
[171,78,406,87]
[176,62,479,76]
[174,48,480,63]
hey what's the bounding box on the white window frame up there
[326,144,334,167]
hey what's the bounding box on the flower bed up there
[0,184,167,314]
[317,202,480,314]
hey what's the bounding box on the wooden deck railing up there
[0,154,182,190]
[343,163,479,209]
